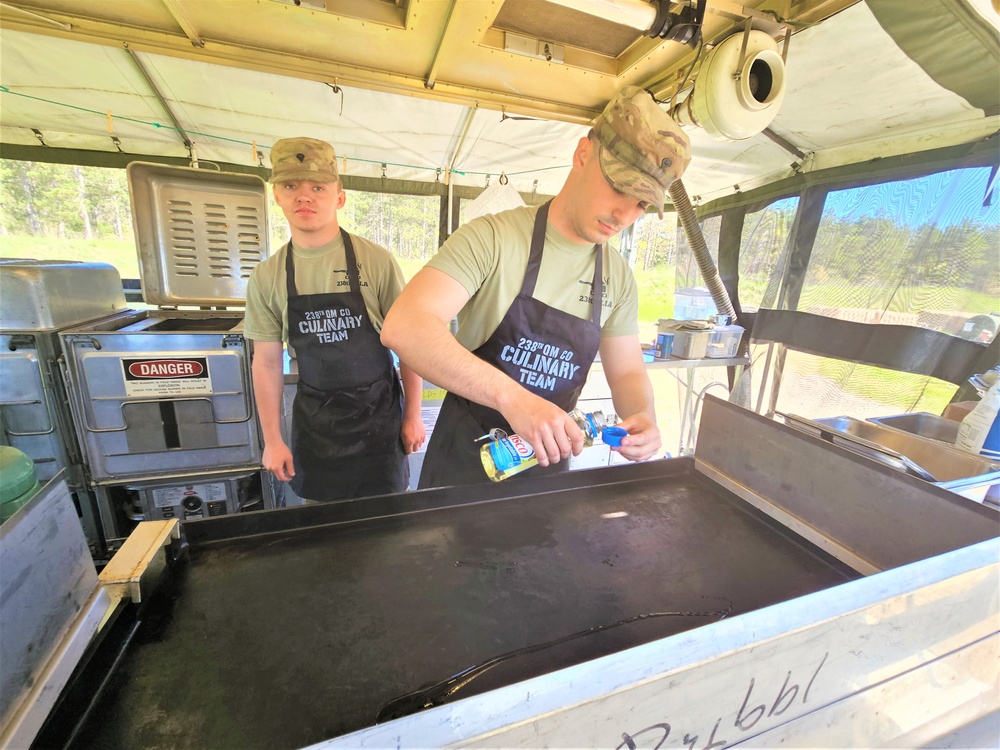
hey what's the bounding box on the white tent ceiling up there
[1,0,997,204]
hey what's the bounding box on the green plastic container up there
[0,446,41,523]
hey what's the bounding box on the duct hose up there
[667,178,752,409]
[668,178,736,321]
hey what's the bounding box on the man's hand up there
[611,411,661,462]
[262,440,296,482]
[500,390,586,467]
[400,415,426,454]
[599,334,661,463]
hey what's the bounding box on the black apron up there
[285,232,409,500]
[418,202,603,489]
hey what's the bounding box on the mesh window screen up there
[675,214,722,294]
[765,166,999,420]
[742,197,798,313]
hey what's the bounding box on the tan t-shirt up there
[426,204,639,351]
[243,232,405,345]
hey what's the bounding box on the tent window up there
[753,165,999,420]
[801,167,998,338]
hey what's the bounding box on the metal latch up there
[221,334,243,349]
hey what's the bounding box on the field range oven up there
[57,162,277,550]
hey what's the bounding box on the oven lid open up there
[127,162,270,308]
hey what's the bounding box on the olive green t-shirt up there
[426,204,639,351]
[243,233,405,345]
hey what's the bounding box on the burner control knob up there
[182,495,203,511]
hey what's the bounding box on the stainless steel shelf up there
[645,355,749,370]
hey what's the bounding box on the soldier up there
[246,137,424,501]
[381,87,690,488]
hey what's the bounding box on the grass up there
[815,359,957,413]
[1,234,141,278]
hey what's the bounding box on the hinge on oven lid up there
[221,334,244,349]
[6,334,35,351]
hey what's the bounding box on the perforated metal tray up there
[126,163,269,308]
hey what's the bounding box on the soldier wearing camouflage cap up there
[244,136,425,502]
[592,85,691,218]
[382,86,690,489]
[267,137,341,184]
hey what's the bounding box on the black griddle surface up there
[72,471,858,749]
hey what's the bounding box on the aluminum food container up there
[784,414,1000,504]
[868,412,961,444]
[672,330,711,359]
[0,260,127,331]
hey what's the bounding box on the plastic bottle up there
[480,409,619,482]
[955,380,1000,461]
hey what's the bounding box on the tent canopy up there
[1,0,998,205]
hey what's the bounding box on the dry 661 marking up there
[616,653,828,750]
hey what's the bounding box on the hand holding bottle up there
[498,390,584,467]
[480,409,619,481]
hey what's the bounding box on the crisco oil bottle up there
[480,409,618,482]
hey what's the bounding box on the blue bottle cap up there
[602,426,627,447]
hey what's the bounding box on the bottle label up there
[488,435,535,471]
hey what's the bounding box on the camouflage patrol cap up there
[268,137,339,184]
[592,86,691,215]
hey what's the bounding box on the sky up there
[823,166,1000,230]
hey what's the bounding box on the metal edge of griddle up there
[694,396,1000,576]
[29,596,143,750]
[179,457,700,547]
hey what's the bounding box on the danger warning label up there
[122,357,212,397]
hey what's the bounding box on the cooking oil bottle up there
[480,409,618,482]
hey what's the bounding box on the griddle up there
[51,457,857,750]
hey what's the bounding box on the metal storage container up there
[62,310,257,483]
[0,260,129,551]
[0,260,127,330]
[868,412,961,444]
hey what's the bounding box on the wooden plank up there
[98,519,179,603]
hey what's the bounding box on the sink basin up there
[868,413,960,444]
